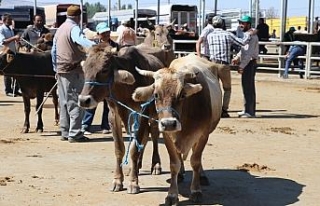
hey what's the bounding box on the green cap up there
[239,15,252,23]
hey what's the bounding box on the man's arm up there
[229,31,251,47]
[0,28,20,46]
[70,25,96,49]
[196,37,203,56]
[51,37,57,72]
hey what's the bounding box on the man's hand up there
[238,67,244,74]
[249,29,258,36]
[13,34,20,41]
[232,57,240,65]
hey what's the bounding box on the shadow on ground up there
[152,169,305,206]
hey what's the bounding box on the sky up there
[1,0,320,17]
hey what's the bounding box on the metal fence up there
[172,40,320,79]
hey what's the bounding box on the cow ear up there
[132,84,154,102]
[183,83,202,97]
[6,54,14,63]
[114,70,135,85]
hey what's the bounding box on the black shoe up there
[68,136,90,143]
[60,136,68,141]
[221,110,230,118]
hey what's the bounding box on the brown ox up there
[0,47,58,133]
[137,25,175,67]
[78,43,165,194]
[132,54,222,205]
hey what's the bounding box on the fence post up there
[305,42,312,79]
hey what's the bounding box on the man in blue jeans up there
[82,22,117,135]
[283,43,305,79]
[82,99,111,134]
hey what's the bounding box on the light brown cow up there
[132,54,222,205]
[78,43,165,194]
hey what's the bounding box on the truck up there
[43,4,87,28]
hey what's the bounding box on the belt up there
[213,60,229,65]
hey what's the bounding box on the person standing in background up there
[0,13,21,97]
[82,22,116,135]
[232,15,259,118]
[256,18,269,54]
[20,14,50,52]
[196,17,214,60]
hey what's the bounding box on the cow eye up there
[179,93,186,100]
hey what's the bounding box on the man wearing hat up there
[51,5,96,143]
[207,15,253,118]
[81,22,118,135]
[232,15,259,118]
[117,20,136,46]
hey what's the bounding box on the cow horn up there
[135,67,155,78]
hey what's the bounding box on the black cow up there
[0,47,58,133]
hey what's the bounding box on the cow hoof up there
[151,163,162,175]
[165,194,179,206]
[21,128,29,133]
[127,183,140,194]
[190,191,203,203]
[54,120,59,126]
[110,180,123,192]
[200,175,210,186]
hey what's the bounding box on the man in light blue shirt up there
[51,5,96,143]
[0,13,21,97]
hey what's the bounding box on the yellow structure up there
[266,16,307,37]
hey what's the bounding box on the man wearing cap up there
[207,15,253,118]
[232,15,259,118]
[81,22,118,135]
[196,17,214,60]
[51,5,96,143]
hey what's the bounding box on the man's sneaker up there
[221,110,230,118]
[238,112,255,118]
[102,129,111,134]
[237,111,245,116]
[83,130,92,135]
[68,136,90,143]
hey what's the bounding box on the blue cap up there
[96,22,110,34]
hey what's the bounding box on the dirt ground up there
[0,71,319,206]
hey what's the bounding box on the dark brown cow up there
[0,47,58,133]
[132,54,222,205]
[78,43,164,194]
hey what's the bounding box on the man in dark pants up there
[232,15,259,118]
[256,18,269,54]
[207,15,253,118]
[0,13,21,97]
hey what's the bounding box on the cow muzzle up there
[158,117,181,132]
[78,95,98,109]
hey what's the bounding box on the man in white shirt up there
[196,18,214,60]
[0,13,21,97]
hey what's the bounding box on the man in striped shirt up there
[207,16,253,118]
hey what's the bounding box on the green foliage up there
[127,4,133,9]
[84,2,107,18]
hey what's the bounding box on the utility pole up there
[118,0,121,10]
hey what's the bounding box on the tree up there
[84,2,106,18]
[265,7,279,19]
[127,4,133,9]
[121,4,126,10]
